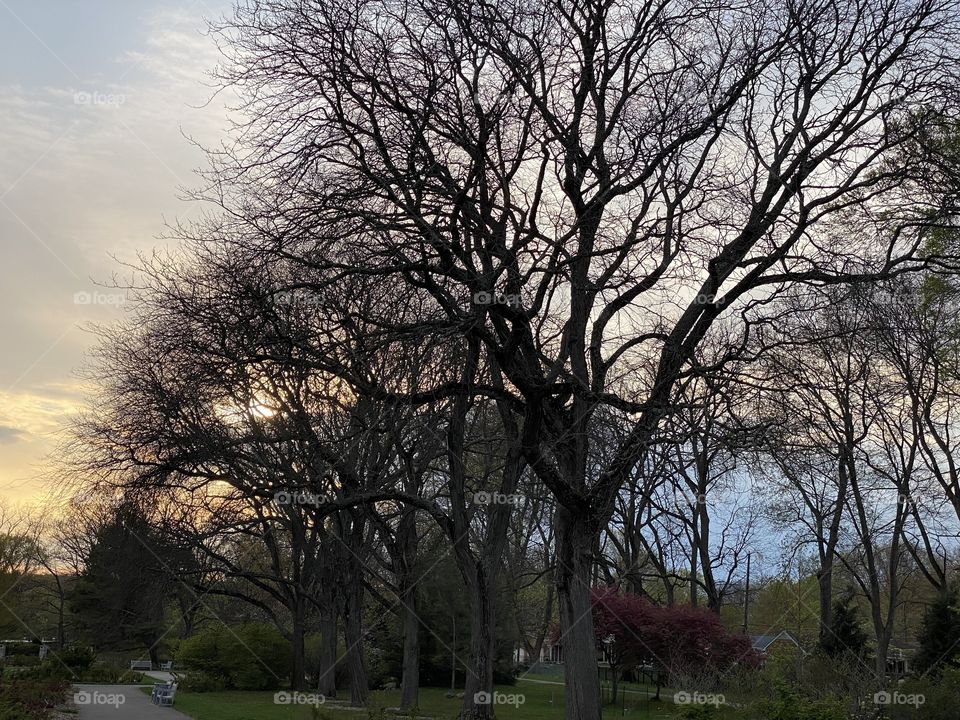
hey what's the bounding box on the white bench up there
[159,661,173,671]
[129,660,152,671]
[152,682,178,706]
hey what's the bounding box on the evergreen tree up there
[914,586,960,675]
[70,503,176,665]
[821,591,869,661]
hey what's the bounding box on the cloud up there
[0,2,233,507]
[0,425,26,444]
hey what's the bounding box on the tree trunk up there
[343,583,369,706]
[400,582,420,710]
[290,594,306,691]
[816,567,833,645]
[459,575,496,720]
[876,631,891,678]
[318,610,337,698]
[555,507,602,720]
[689,544,699,607]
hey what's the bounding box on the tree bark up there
[317,609,337,698]
[290,594,307,691]
[555,506,602,720]
[343,582,369,706]
[458,570,496,720]
[399,583,420,710]
[816,567,833,646]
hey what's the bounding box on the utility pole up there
[742,552,751,635]
[450,611,457,695]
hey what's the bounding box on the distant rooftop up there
[751,630,803,652]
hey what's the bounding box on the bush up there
[678,705,720,720]
[884,667,960,720]
[3,644,41,658]
[52,645,95,672]
[750,686,847,720]
[81,662,144,684]
[177,623,290,691]
[0,678,69,720]
[176,670,227,693]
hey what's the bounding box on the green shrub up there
[0,678,69,720]
[749,686,847,720]
[176,670,227,693]
[883,667,960,720]
[3,644,40,658]
[679,705,720,720]
[176,623,290,691]
[52,645,95,672]
[81,662,144,684]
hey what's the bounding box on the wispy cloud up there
[0,2,232,505]
[0,425,26,444]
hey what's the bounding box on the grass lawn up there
[170,679,685,720]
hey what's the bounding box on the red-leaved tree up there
[590,588,760,701]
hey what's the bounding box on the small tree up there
[591,588,759,702]
[69,504,173,665]
[914,586,960,676]
[820,592,869,662]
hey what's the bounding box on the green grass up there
[169,679,684,720]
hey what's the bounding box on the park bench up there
[152,682,178,706]
[159,661,173,671]
[129,660,152,671]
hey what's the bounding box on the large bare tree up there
[186,0,960,715]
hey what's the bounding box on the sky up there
[0,0,232,508]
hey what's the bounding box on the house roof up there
[750,630,803,652]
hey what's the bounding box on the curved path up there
[72,684,191,720]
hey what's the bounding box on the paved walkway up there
[143,671,175,683]
[73,684,190,719]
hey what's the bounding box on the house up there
[886,646,913,676]
[514,637,611,666]
[750,630,806,659]
[514,640,563,665]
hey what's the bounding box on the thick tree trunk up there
[816,567,833,645]
[290,595,307,691]
[343,584,369,706]
[318,610,337,697]
[459,575,496,720]
[399,583,420,710]
[555,507,602,720]
[876,630,891,678]
[397,505,421,709]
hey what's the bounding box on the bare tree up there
[191,1,960,715]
